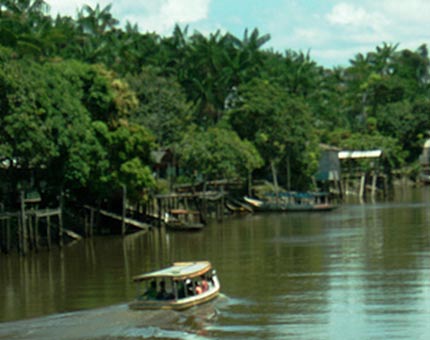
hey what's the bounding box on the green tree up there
[125,66,194,146]
[228,78,317,190]
[177,126,263,182]
[0,58,103,203]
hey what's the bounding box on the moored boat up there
[244,191,338,212]
[164,209,205,231]
[129,261,220,311]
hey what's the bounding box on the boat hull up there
[165,221,204,231]
[243,196,338,212]
[129,280,220,311]
[256,203,337,212]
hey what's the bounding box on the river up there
[1,188,430,339]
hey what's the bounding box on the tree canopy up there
[1,2,429,207]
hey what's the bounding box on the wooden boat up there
[244,191,338,212]
[129,261,220,311]
[225,199,253,213]
[164,209,204,231]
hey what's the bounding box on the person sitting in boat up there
[177,280,186,298]
[141,280,157,300]
[156,280,173,300]
[195,283,203,294]
[200,275,209,292]
[186,279,194,296]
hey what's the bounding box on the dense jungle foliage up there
[1,1,430,208]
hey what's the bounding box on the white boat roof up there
[133,261,213,282]
[338,150,382,159]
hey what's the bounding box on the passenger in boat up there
[200,275,209,292]
[186,279,194,296]
[177,280,186,298]
[195,283,203,294]
[141,280,157,300]
[157,280,174,300]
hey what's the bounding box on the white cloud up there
[380,0,430,24]
[47,0,112,17]
[47,0,211,34]
[128,0,210,34]
[326,3,388,31]
[160,0,210,24]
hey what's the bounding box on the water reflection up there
[1,188,430,339]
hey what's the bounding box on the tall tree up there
[228,78,317,190]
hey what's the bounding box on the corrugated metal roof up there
[338,150,382,159]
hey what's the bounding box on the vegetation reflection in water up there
[1,189,430,339]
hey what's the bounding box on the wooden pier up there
[83,205,151,236]
[0,207,63,255]
[152,190,227,225]
[0,181,243,255]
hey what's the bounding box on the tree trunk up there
[271,160,279,202]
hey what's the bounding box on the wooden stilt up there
[6,217,11,253]
[122,184,127,236]
[34,216,39,251]
[359,173,366,199]
[90,208,94,237]
[58,210,63,247]
[28,214,34,250]
[371,172,377,198]
[20,191,27,255]
[46,216,51,250]
[84,213,89,237]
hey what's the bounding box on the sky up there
[46,0,430,68]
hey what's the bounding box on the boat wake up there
[0,298,227,339]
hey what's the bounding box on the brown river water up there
[1,188,430,339]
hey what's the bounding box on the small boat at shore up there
[164,209,205,231]
[129,261,220,311]
[244,191,338,212]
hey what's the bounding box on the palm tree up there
[185,30,234,124]
[77,4,118,36]
[227,28,271,84]
[0,0,51,56]
[0,0,49,16]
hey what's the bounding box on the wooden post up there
[271,160,279,202]
[46,215,51,250]
[371,172,377,198]
[84,213,89,237]
[34,216,40,251]
[248,171,252,197]
[359,173,366,199]
[122,184,127,235]
[286,155,291,191]
[6,217,11,253]
[58,193,64,247]
[90,208,94,237]
[28,213,34,250]
[157,197,162,227]
[0,219,3,253]
[220,187,225,222]
[58,208,63,247]
[338,177,344,199]
[384,175,388,197]
[20,191,28,255]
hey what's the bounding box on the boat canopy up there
[132,261,212,282]
[169,209,200,215]
[338,150,382,159]
[266,191,329,199]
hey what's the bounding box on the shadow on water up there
[0,295,230,339]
